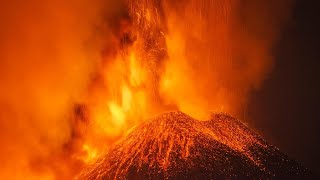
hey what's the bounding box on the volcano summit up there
[77,111,310,179]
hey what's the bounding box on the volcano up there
[76,111,310,179]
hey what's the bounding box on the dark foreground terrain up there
[77,111,312,179]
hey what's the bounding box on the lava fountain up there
[0,0,303,179]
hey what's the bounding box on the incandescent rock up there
[77,111,311,179]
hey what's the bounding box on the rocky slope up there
[76,111,311,179]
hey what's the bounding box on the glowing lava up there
[76,111,309,179]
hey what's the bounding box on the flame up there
[81,144,98,164]
[0,0,293,179]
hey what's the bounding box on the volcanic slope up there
[77,111,311,179]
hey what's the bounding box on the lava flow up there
[76,111,309,179]
[0,0,298,179]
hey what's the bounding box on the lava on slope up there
[76,111,310,179]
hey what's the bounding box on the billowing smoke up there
[0,0,108,179]
[159,0,294,119]
[0,0,293,179]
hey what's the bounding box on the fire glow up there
[0,0,293,179]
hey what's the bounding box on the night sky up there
[248,0,320,174]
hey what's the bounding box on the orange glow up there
[0,0,293,179]
[80,144,98,163]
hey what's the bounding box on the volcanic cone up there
[77,111,310,179]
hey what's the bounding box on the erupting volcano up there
[0,0,313,179]
[77,111,309,179]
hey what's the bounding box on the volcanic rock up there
[77,111,311,179]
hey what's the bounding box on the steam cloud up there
[0,0,293,179]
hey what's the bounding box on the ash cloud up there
[159,0,294,119]
[0,0,120,179]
